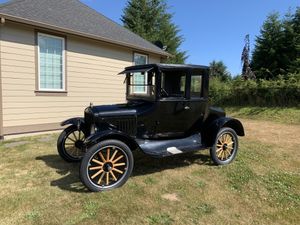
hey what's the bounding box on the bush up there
[209,73,300,107]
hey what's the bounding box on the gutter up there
[0,14,172,58]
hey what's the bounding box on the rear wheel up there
[57,125,86,162]
[210,127,238,165]
[80,139,134,192]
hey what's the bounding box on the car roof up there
[119,63,209,74]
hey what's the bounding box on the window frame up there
[132,52,148,94]
[37,32,66,92]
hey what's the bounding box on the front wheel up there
[210,127,239,165]
[57,125,86,162]
[80,139,134,192]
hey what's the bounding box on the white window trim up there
[37,32,66,92]
[133,53,148,94]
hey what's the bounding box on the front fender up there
[202,117,245,147]
[61,117,84,127]
[84,129,139,151]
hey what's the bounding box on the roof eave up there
[0,13,172,58]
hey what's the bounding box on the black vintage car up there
[57,64,244,192]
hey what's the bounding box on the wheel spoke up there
[98,152,106,162]
[110,149,118,161]
[112,168,124,174]
[89,166,102,171]
[217,150,223,158]
[92,159,104,165]
[227,142,234,146]
[91,169,103,179]
[114,163,126,167]
[67,137,76,142]
[78,131,81,140]
[225,149,232,157]
[225,134,230,143]
[97,172,105,185]
[112,155,124,163]
[106,172,109,185]
[107,148,110,161]
[72,132,78,141]
[65,143,74,146]
[216,148,223,153]
[109,171,117,181]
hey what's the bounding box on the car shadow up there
[36,150,213,193]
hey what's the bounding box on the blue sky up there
[0,0,299,75]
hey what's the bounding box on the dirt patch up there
[162,193,180,201]
[240,118,300,149]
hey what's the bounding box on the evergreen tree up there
[288,7,300,74]
[251,13,285,79]
[251,8,300,79]
[121,0,187,63]
[209,60,231,81]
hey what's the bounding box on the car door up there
[183,72,208,133]
[155,71,188,138]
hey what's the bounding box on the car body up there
[57,64,245,192]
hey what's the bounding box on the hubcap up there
[87,146,128,187]
[216,133,235,161]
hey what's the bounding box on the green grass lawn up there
[0,116,299,225]
[225,106,300,124]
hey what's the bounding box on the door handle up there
[184,106,190,110]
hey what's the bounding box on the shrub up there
[209,73,300,107]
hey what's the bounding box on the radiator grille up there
[104,117,137,136]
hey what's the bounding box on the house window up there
[133,53,148,93]
[38,33,65,91]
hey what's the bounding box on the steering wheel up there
[161,88,169,97]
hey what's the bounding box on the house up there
[0,0,169,138]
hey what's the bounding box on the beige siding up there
[0,22,161,132]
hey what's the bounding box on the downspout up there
[0,17,5,139]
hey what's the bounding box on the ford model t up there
[57,64,244,192]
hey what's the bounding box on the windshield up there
[126,70,156,100]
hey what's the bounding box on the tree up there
[251,8,300,79]
[121,0,187,63]
[251,13,285,79]
[209,60,231,81]
[287,7,300,74]
[241,34,255,80]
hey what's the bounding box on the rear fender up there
[84,130,139,151]
[202,117,245,147]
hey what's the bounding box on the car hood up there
[86,101,153,117]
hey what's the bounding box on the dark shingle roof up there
[0,0,169,56]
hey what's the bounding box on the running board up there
[136,133,205,158]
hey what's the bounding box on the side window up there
[133,53,148,93]
[190,75,202,98]
[161,72,186,98]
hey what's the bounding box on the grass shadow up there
[36,149,213,193]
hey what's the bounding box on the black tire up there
[80,139,134,192]
[57,125,86,162]
[210,127,238,165]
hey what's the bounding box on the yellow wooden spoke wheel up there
[210,127,238,165]
[80,139,134,192]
